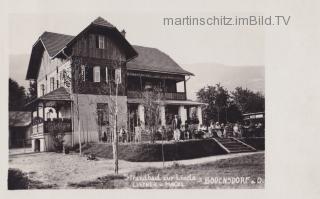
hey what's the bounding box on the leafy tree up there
[26,80,37,102]
[196,83,229,124]
[231,87,265,113]
[141,88,163,143]
[9,78,27,111]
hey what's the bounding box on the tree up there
[9,78,27,111]
[26,80,37,102]
[141,87,163,143]
[231,87,265,113]
[196,83,229,124]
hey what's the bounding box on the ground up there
[9,150,264,189]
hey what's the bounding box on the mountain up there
[9,54,30,89]
[181,63,265,100]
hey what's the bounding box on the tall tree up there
[141,88,163,143]
[196,83,229,124]
[231,87,265,113]
[9,78,27,111]
[26,80,37,102]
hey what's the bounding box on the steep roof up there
[9,111,31,127]
[128,45,193,76]
[39,87,71,101]
[26,17,192,79]
[39,32,74,57]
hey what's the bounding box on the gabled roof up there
[40,32,74,57]
[26,17,192,79]
[39,87,71,101]
[26,17,137,80]
[9,111,31,127]
[91,16,114,28]
[128,45,193,76]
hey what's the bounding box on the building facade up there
[26,17,203,152]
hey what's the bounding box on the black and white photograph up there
[2,0,320,198]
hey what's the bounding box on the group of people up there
[171,115,264,141]
[101,115,264,143]
[199,121,264,138]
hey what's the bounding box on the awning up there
[25,87,72,107]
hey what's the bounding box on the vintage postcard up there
[2,0,320,198]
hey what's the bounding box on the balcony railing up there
[127,91,186,100]
[44,119,72,133]
[32,118,72,134]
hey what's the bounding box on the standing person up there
[233,123,240,137]
[185,120,190,140]
[172,115,181,141]
[223,124,228,138]
[214,122,222,137]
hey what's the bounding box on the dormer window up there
[98,35,105,49]
[93,66,100,82]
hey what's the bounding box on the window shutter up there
[87,67,93,82]
[85,66,90,82]
[95,35,99,48]
[100,67,105,82]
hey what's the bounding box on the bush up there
[8,169,29,190]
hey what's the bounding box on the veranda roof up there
[127,98,205,106]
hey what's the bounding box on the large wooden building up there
[26,17,203,152]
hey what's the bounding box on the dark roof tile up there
[40,32,74,57]
[92,17,115,28]
[128,45,193,75]
[40,87,71,101]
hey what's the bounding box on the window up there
[50,77,54,91]
[98,35,105,49]
[40,84,45,96]
[60,71,64,85]
[97,103,109,126]
[93,66,100,82]
[115,68,122,84]
[105,66,108,82]
[108,68,115,82]
[81,65,86,81]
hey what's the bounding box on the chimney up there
[120,29,126,37]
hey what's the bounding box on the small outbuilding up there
[9,111,32,148]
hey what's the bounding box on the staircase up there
[213,137,256,153]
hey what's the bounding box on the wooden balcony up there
[32,118,72,135]
[127,91,186,100]
[44,119,72,133]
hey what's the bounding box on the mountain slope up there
[181,63,264,100]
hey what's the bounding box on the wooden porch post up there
[184,78,187,100]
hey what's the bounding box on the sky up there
[7,0,265,95]
[8,0,265,65]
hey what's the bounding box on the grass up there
[68,152,265,189]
